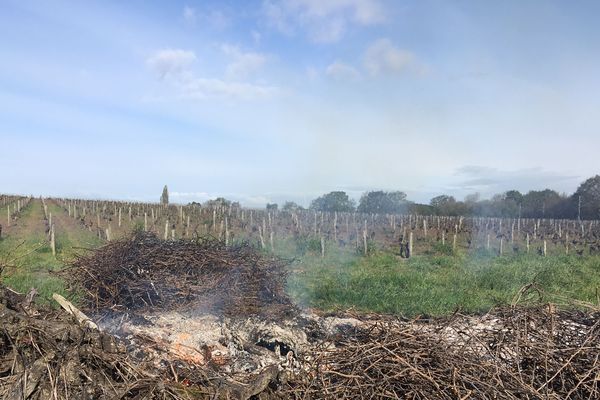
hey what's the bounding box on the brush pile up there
[62,232,293,318]
[282,305,600,399]
[3,283,600,399]
[0,287,183,399]
[0,286,286,399]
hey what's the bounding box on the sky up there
[1,0,599,207]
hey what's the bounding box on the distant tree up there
[504,190,523,205]
[204,197,231,208]
[310,191,355,212]
[430,195,455,208]
[464,193,480,204]
[160,185,169,205]
[430,195,462,216]
[420,186,578,219]
[282,201,303,212]
[357,191,408,214]
[469,193,520,218]
[521,189,568,218]
[408,203,436,215]
[430,195,455,210]
[573,175,600,220]
[266,203,278,211]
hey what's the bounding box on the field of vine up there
[45,196,600,255]
[2,194,600,315]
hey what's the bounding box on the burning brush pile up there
[0,285,289,399]
[2,232,600,399]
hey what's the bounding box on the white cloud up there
[310,17,346,43]
[364,38,423,76]
[171,191,211,201]
[290,0,385,24]
[146,49,196,79]
[221,44,267,79]
[326,61,360,80]
[183,6,196,23]
[263,1,294,35]
[263,0,385,43]
[322,40,422,82]
[177,76,278,100]
[182,5,230,29]
[452,166,580,197]
[203,9,231,30]
[146,48,277,100]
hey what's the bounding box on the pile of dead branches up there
[0,285,288,400]
[282,305,600,399]
[62,232,293,318]
[4,281,600,399]
[0,287,189,399]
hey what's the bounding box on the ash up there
[96,307,362,376]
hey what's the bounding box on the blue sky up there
[1,0,599,206]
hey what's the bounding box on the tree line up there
[276,175,600,220]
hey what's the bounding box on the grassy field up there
[2,200,600,315]
[278,237,600,316]
[0,199,103,304]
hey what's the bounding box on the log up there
[52,293,99,330]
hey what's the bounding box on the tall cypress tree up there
[161,185,169,206]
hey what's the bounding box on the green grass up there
[0,230,68,304]
[282,238,600,316]
[0,200,102,305]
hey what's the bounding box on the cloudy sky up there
[1,0,599,206]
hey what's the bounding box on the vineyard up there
[2,194,600,399]
[43,196,600,257]
[2,195,600,305]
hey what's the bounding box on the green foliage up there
[407,203,436,215]
[426,187,576,219]
[310,191,355,212]
[428,195,469,216]
[573,175,600,220]
[0,200,102,306]
[204,197,232,208]
[430,195,455,208]
[3,273,76,306]
[160,185,169,205]
[357,191,407,214]
[505,190,523,204]
[464,193,480,203]
[266,203,278,210]
[282,201,303,212]
[428,242,455,256]
[520,189,568,218]
[294,235,323,255]
[288,248,600,317]
[132,220,145,233]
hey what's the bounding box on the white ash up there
[100,309,359,375]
